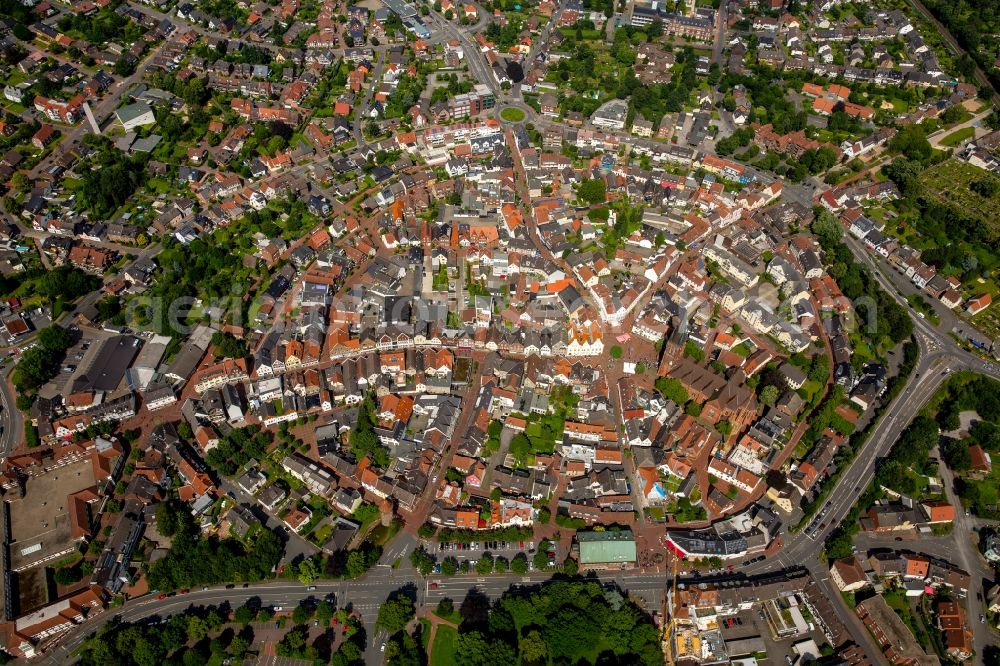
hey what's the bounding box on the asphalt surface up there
[734,180,1000,660]
[36,563,675,665]
[16,8,1000,665]
[424,9,498,96]
[0,365,21,456]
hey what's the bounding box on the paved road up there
[425,10,498,96]
[711,0,728,65]
[730,179,1000,659]
[37,577,401,666]
[0,364,20,456]
[38,562,678,666]
[927,108,991,149]
[936,452,999,658]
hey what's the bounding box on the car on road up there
[225,584,235,589]
[307,586,317,591]
[430,582,439,590]
[157,594,168,600]
[180,589,190,594]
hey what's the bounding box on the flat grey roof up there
[73,335,143,392]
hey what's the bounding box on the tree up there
[533,548,550,571]
[292,603,312,625]
[11,172,30,193]
[296,558,319,585]
[647,17,664,38]
[942,437,972,472]
[316,600,335,624]
[577,178,607,205]
[377,595,415,634]
[186,615,209,642]
[13,322,77,392]
[437,598,454,616]
[520,629,548,664]
[889,124,932,162]
[824,530,854,560]
[510,553,529,574]
[456,631,516,666]
[210,332,248,359]
[387,630,423,666]
[476,554,494,574]
[54,565,83,585]
[882,157,922,198]
[76,150,146,219]
[760,385,780,406]
[811,209,843,245]
[510,434,531,463]
[563,557,579,576]
[229,636,249,660]
[543,606,600,660]
[234,603,256,627]
[655,377,689,404]
[409,547,435,575]
[610,345,623,359]
[344,550,374,579]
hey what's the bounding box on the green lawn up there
[499,107,526,122]
[419,618,431,649]
[883,589,929,648]
[368,518,401,546]
[939,126,975,147]
[429,624,459,665]
[433,607,463,625]
[559,26,602,39]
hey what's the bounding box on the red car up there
[430,582,439,590]
[157,594,168,600]
[180,589,190,594]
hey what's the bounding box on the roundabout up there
[499,107,527,123]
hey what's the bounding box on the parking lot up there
[430,539,558,572]
[804,500,834,540]
[434,540,536,556]
[719,608,827,664]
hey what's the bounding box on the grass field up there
[918,159,1000,233]
[938,126,975,147]
[559,26,603,39]
[500,107,526,122]
[429,625,459,665]
[419,619,431,649]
